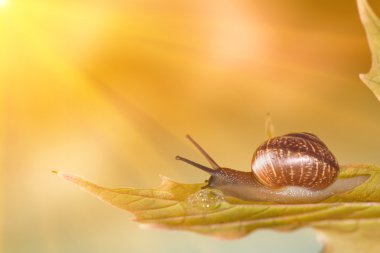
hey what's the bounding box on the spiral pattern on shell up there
[251,132,339,190]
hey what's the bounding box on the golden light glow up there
[3,1,380,253]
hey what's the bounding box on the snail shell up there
[252,133,339,190]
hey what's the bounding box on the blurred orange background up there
[3,0,380,252]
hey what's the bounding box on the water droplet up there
[186,188,224,212]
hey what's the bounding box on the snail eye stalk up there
[185,135,221,170]
[175,156,216,175]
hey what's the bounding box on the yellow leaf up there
[54,164,380,249]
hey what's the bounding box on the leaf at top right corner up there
[358,0,380,102]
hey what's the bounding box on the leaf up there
[55,164,380,252]
[358,0,380,101]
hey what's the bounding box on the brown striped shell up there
[251,133,339,190]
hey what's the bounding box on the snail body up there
[176,133,369,204]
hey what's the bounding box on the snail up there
[176,132,369,204]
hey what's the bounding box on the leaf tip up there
[159,174,170,181]
[52,170,68,178]
[158,174,175,186]
[52,171,81,184]
[51,170,70,179]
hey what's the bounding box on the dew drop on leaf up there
[186,188,224,211]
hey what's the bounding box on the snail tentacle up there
[185,135,221,169]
